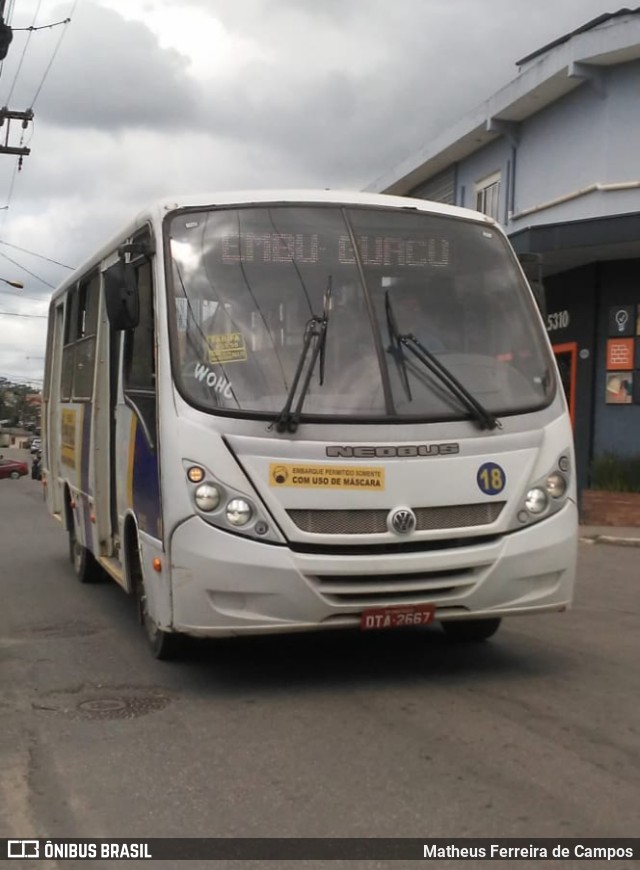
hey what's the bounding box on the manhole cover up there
[31,685,174,721]
[78,699,128,714]
[75,695,171,720]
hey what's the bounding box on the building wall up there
[543,259,640,484]
[454,138,511,218]
[592,259,640,459]
[410,60,640,232]
[510,60,640,229]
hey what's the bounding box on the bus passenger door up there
[97,232,160,579]
[108,329,121,541]
[115,236,162,545]
[45,303,65,516]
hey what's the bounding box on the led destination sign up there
[220,233,450,267]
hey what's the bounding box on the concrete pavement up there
[579,525,640,546]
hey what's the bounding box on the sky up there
[0,0,623,388]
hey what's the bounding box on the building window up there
[475,172,501,221]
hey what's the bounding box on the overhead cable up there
[13,18,71,33]
[0,239,74,269]
[30,0,78,109]
[3,0,42,105]
[0,249,56,287]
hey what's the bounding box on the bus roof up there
[50,189,496,302]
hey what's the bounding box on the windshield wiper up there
[385,290,412,402]
[385,295,500,431]
[274,277,332,433]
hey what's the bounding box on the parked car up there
[30,438,41,454]
[0,458,29,479]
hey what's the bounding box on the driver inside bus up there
[385,273,458,353]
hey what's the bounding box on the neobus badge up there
[326,443,460,458]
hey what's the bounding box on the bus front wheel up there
[129,537,182,660]
[441,618,502,643]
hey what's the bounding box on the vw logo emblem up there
[388,507,417,535]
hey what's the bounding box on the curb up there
[579,535,640,547]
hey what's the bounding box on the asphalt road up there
[0,464,638,869]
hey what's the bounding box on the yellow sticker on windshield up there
[207,332,247,364]
[270,463,385,490]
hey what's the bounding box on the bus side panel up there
[58,403,92,548]
[115,405,170,625]
[115,409,162,543]
[130,416,162,540]
[79,402,94,550]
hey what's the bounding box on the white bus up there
[42,190,577,658]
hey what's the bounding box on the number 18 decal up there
[477,462,506,495]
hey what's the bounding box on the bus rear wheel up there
[68,522,102,584]
[441,618,502,643]
[129,536,182,660]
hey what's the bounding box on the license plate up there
[360,604,435,631]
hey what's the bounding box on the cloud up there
[3,1,199,131]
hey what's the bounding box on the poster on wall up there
[606,337,634,370]
[605,371,633,404]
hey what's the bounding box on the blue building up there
[369,8,640,492]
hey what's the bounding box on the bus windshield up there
[167,205,554,421]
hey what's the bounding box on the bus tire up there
[441,618,502,643]
[129,534,182,661]
[68,526,102,583]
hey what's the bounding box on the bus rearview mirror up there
[104,261,139,330]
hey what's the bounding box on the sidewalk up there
[579,525,640,547]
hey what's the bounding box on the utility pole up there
[0,108,33,156]
[0,1,31,161]
[0,0,12,61]
[0,0,33,161]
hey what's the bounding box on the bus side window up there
[73,274,100,400]
[125,260,155,391]
[124,257,157,446]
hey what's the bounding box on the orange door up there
[552,342,577,427]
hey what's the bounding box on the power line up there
[0,239,74,269]
[0,0,78,228]
[13,18,71,33]
[0,310,46,317]
[30,0,77,109]
[0,157,18,234]
[4,0,42,105]
[0,249,55,287]
[0,368,43,376]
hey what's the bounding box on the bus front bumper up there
[168,503,578,636]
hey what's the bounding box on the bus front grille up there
[307,568,479,606]
[287,502,505,535]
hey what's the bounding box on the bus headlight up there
[226,498,253,526]
[194,483,221,512]
[545,472,567,499]
[525,487,548,515]
[516,451,573,529]
[182,459,284,543]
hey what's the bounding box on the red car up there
[0,458,29,480]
